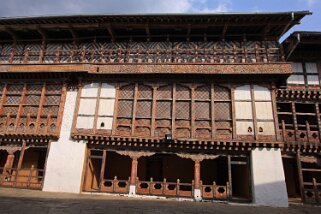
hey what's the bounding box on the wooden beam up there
[221,24,228,40]
[296,152,305,203]
[227,155,232,199]
[107,24,115,42]
[99,149,107,191]
[4,27,18,42]
[17,141,26,169]
[145,24,151,42]
[131,83,138,136]
[187,24,191,42]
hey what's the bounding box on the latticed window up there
[113,82,234,140]
[214,86,232,139]
[116,84,135,135]
[195,85,211,139]
[175,84,191,138]
[0,82,63,134]
[155,85,172,137]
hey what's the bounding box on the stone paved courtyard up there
[0,188,321,214]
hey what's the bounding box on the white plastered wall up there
[43,90,87,193]
[251,148,288,207]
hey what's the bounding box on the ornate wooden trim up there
[74,134,283,152]
[276,89,321,101]
[0,63,292,75]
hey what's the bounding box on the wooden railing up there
[279,120,320,145]
[136,178,194,198]
[0,167,44,190]
[201,181,230,200]
[0,41,283,65]
[303,178,321,204]
[99,176,130,194]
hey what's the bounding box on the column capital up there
[115,151,155,159]
[0,146,22,155]
[177,153,219,162]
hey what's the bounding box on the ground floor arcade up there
[83,148,252,202]
[0,142,48,190]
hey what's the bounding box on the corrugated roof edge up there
[0,10,312,20]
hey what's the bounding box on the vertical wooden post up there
[191,84,195,138]
[4,152,15,170]
[231,85,237,139]
[281,120,286,141]
[271,83,280,141]
[93,82,102,134]
[194,159,201,190]
[130,157,138,186]
[39,35,46,64]
[82,149,91,191]
[313,178,320,203]
[71,79,82,134]
[9,40,16,64]
[211,84,216,138]
[296,152,305,203]
[99,149,106,191]
[250,85,258,140]
[172,83,176,138]
[111,85,119,135]
[131,83,138,136]
[315,103,321,143]
[151,86,157,137]
[36,83,46,132]
[17,141,26,169]
[56,81,67,135]
[227,155,232,199]
[292,102,298,141]
[0,83,7,113]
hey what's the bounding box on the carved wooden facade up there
[0,41,283,65]
[72,82,278,146]
[0,81,66,139]
[0,12,317,203]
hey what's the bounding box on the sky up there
[0,0,320,41]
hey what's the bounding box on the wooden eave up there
[72,133,283,153]
[0,11,311,41]
[283,31,321,61]
[0,135,52,144]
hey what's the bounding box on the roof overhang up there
[0,11,311,42]
[282,31,321,61]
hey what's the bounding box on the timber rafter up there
[72,134,283,152]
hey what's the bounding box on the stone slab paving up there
[0,188,321,214]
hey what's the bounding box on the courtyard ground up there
[0,187,320,214]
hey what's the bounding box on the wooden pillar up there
[194,160,201,189]
[130,158,138,186]
[98,149,106,191]
[296,152,305,203]
[17,141,26,169]
[227,155,232,199]
[4,151,15,170]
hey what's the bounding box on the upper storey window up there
[0,82,64,136]
[287,62,320,87]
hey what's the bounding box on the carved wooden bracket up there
[115,151,155,159]
[177,153,220,162]
[0,146,22,155]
